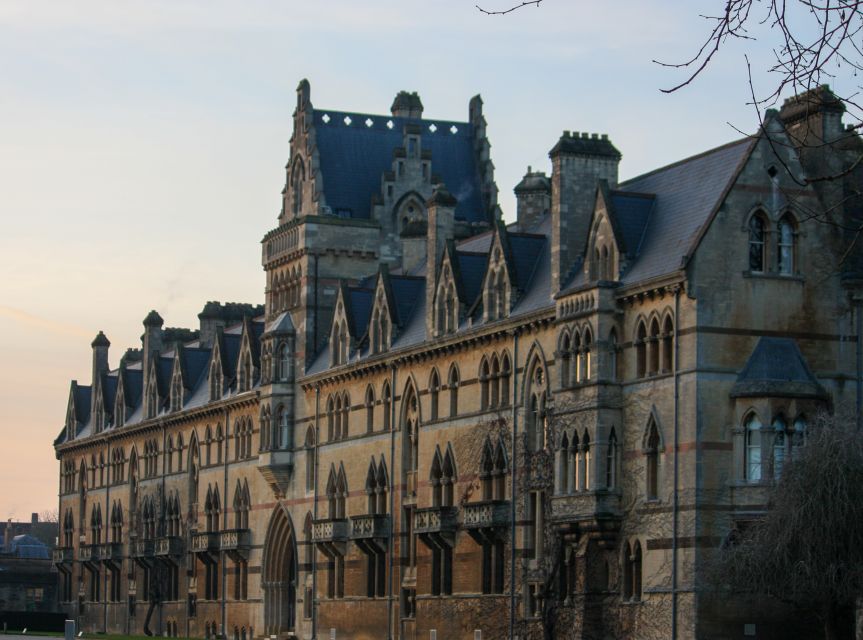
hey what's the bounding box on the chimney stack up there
[391,91,424,119]
[549,131,621,292]
[142,310,164,417]
[90,331,110,419]
[426,186,457,337]
[514,166,551,232]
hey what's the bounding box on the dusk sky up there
[0,0,829,520]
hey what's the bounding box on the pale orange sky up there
[0,0,825,520]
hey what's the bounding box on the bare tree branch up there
[476,0,543,16]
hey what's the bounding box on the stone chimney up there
[142,310,164,416]
[515,166,551,231]
[426,186,457,337]
[549,131,621,292]
[779,84,846,147]
[90,331,110,418]
[391,91,424,119]
[31,513,38,524]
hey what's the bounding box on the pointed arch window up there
[581,431,591,491]
[291,157,305,216]
[749,214,766,272]
[645,419,661,500]
[636,321,647,378]
[581,328,593,382]
[429,370,440,421]
[648,318,660,375]
[745,414,763,482]
[526,361,549,452]
[365,385,376,433]
[277,405,289,450]
[772,415,787,478]
[559,331,572,388]
[500,353,511,407]
[557,433,571,495]
[480,358,490,410]
[609,329,620,381]
[662,315,674,373]
[277,342,290,381]
[382,382,392,431]
[606,428,618,489]
[448,366,459,418]
[777,216,796,275]
[305,426,315,493]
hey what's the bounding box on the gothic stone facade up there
[53,82,863,639]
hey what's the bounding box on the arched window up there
[560,331,572,388]
[215,425,223,463]
[749,214,766,272]
[341,392,350,439]
[662,315,674,373]
[304,512,314,566]
[745,414,763,482]
[632,542,643,601]
[365,386,375,433]
[600,245,610,280]
[772,415,787,478]
[442,447,456,507]
[277,405,289,450]
[582,431,591,491]
[305,426,315,493]
[582,328,592,381]
[648,318,660,375]
[291,157,305,215]
[500,353,511,407]
[403,387,420,498]
[335,467,347,519]
[278,342,290,381]
[429,370,440,421]
[609,329,620,381]
[558,433,570,495]
[382,382,392,431]
[606,428,618,489]
[792,416,807,455]
[622,542,633,600]
[480,358,490,410]
[448,366,459,418]
[525,360,549,451]
[490,355,500,408]
[573,331,582,382]
[636,321,647,378]
[326,396,335,442]
[777,216,795,275]
[645,419,661,500]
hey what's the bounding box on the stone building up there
[53,81,863,639]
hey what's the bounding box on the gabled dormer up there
[114,365,127,427]
[92,381,106,434]
[144,357,161,420]
[169,345,186,412]
[236,316,260,393]
[482,222,515,323]
[65,381,83,442]
[209,329,226,401]
[584,179,654,283]
[433,243,462,336]
[329,285,353,367]
[368,268,397,354]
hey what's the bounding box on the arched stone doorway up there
[262,504,297,637]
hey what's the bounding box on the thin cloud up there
[0,306,92,339]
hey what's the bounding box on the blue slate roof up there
[609,192,654,256]
[313,109,486,222]
[9,534,49,559]
[731,337,826,398]
[123,368,143,410]
[73,384,91,425]
[508,233,546,291]
[456,252,489,306]
[101,373,118,414]
[618,138,754,283]
[389,276,424,326]
[181,348,211,390]
[222,334,241,378]
[347,288,374,338]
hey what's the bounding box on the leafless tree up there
[39,509,59,523]
[706,412,863,640]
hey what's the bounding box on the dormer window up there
[146,378,157,419]
[486,267,508,322]
[371,292,390,355]
[331,317,349,366]
[209,362,223,401]
[170,368,183,412]
[435,264,458,336]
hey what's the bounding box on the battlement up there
[550,130,621,159]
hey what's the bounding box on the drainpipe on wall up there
[104,442,110,635]
[312,385,320,640]
[856,296,862,432]
[509,330,519,640]
[388,364,397,640]
[222,407,230,638]
[671,287,681,640]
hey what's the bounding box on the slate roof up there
[313,109,486,222]
[101,373,118,414]
[455,252,489,305]
[617,137,754,283]
[508,233,546,291]
[347,288,374,338]
[73,384,91,425]
[181,348,211,390]
[389,276,424,326]
[731,337,826,399]
[609,191,654,257]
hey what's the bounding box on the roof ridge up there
[619,136,752,187]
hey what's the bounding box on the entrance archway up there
[262,504,297,636]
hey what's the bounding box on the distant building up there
[0,516,58,614]
[52,82,863,639]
